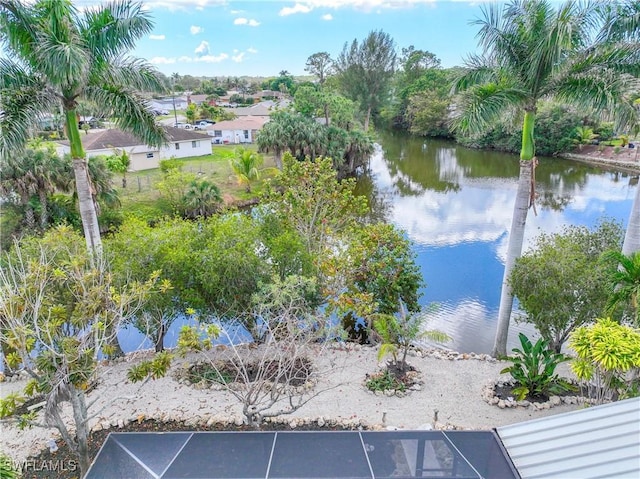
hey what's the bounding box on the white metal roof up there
[497,397,640,479]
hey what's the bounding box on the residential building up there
[56,127,211,171]
[202,116,269,144]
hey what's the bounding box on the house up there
[150,96,188,112]
[202,116,269,144]
[188,94,215,106]
[56,127,211,171]
[233,100,291,118]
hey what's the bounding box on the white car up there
[173,122,193,130]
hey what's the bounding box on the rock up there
[497,400,506,409]
[550,396,561,406]
[417,423,433,430]
[490,397,500,406]
[317,417,325,428]
[289,419,297,429]
[384,390,395,397]
[234,417,244,427]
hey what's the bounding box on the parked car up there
[197,119,216,127]
[173,122,193,130]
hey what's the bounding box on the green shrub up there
[570,318,640,403]
[0,453,20,479]
[366,369,406,393]
[500,333,574,401]
[159,158,184,173]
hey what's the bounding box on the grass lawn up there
[114,144,277,213]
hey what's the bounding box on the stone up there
[317,417,325,428]
[497,400,506,409]
[550,396,562,406]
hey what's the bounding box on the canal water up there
[118,132,637,355]
[357,131,637,353]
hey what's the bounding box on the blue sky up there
[93,0,524,78]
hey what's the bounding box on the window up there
[175,143,180,150]
[214,130,222,137]
[146,153,154,158]
[192,141,199,148]
[243,130,249,140]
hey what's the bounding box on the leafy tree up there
[155,168,197,215]
[294,85,322,118]
[262,154,367,257]
[0,0,167,258]
[105,149,131,188]
[107,217,199,351]
[571,317,640,403]
[0,226,161,477]
[602,250,640,325]
[230,147,263,192]
[185,103,197,125]
[334,30,396,130]
[451,0,639,356]
[510,220,623,352]
[305,52,334,85]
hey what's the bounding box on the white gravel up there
[0,344,581,463]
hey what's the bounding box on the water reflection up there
[361,132,637,353]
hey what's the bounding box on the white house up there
[56,127,211,171]
[150,96,188,112]
[202,116,269,144]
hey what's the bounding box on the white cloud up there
[194,40,210,56]
[247,47,258,54]
[196,53,229,63]
[279,3,312,16]
[277,0,440,15]
[321,13,333,20]
[149,56,176,65]
[234,17,260,26]
[149,34,165,40]
[190,25,203,35]
[232,52,245,63]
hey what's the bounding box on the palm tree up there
[0,0,167,259]
[230,147,263,192]
[603,250,640,326]
[183,179,221,218]
[452,0,639,357]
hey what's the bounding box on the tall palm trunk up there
[364,106,372,131]
[65,109,103,260]
[493,109,536,357]
[622,183,640,255]
[39,190,49,230]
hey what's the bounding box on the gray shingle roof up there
[58,127,209,150]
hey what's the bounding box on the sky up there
[76,0,530,78]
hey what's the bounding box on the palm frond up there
[0,0,39,60]
[596,0,640,43]
[96,56,168,94]
[0,73,59,159]
[83,85,166,148]
[451,55,499,93]
[31,28,89,91]
[80,0,154,61]
[450,83,528,135]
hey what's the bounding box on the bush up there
[570,318,640,404]
[366,369,406,393]
[159,158,184,173]
[500,333,574,401]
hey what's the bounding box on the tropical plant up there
[500,333,574,401]
[374,301,450,373]
[0,145,68,230]
[570,317,640,403]
[451,0,639,357]
[573,126,599,150]
[230,147,264,192]
[106,149,131,188]
[183,179,222,218]
[603,250,640,325]
[0,0,167,257]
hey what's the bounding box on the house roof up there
[497,397,640,479]
[204,116,269,131]
[58,127,209,150]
